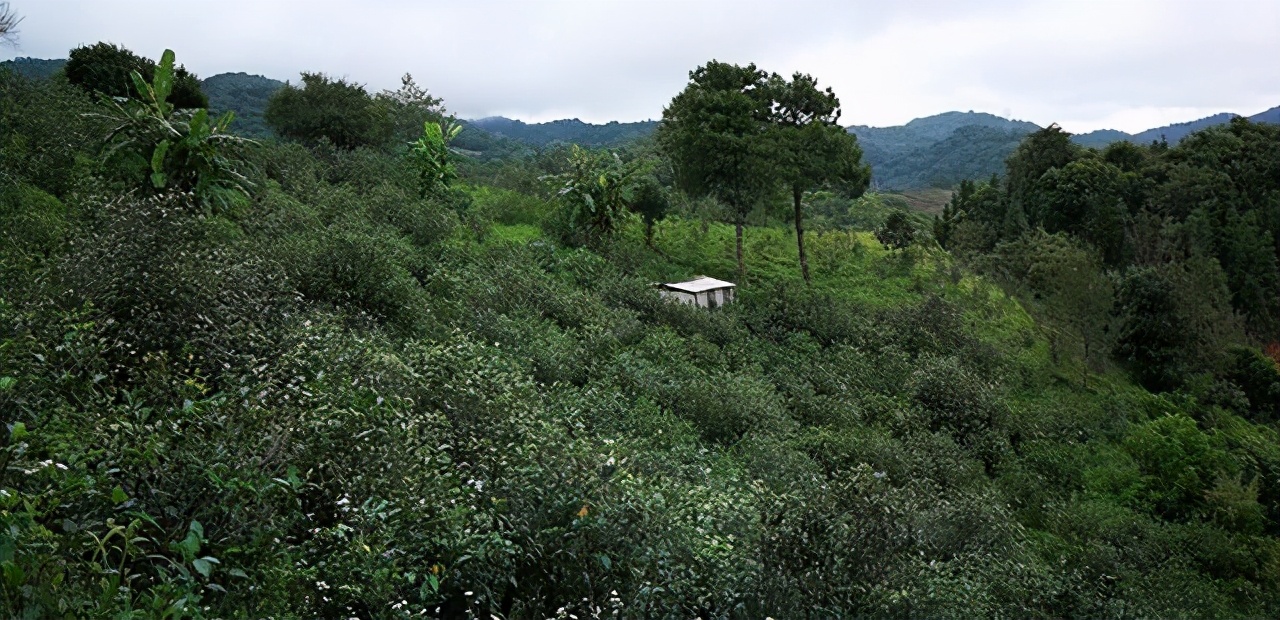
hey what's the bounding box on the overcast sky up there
[4,0,1278,133]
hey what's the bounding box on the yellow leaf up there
[577,505,589,518]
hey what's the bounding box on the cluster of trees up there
[263,72,450,150]
[936,120,1280,395]
[65,42,208,109]
[7,36,1280,618]
[659,61,871,282]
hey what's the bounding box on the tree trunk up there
[735,218,745,282]
[794,186,810,283]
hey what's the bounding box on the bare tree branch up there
[0,2,22,45]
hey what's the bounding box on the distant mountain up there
[469,117,658,148]
[848,112,1040,190]
[1253,105,1280,125]
[0,57,66,79]
[873,125,1033,189]
[1071,129,1131,149]
[1072,105,1280,148]
[201,72,285,138]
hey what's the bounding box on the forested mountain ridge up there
[200,72,285,137]
[0,56,64,79]
[848,112,1041,190]
[469,116,659,148]
[1074,104,1280,147]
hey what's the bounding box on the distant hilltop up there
[468,116,658,149]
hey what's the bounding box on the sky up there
[3,0,1279,134]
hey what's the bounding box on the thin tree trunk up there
[735,218,745,282]
[794,186,810,283]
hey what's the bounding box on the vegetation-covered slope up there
[469,116,659,148]
[201,72,285,137]
[4,53,1280,619]
[0,56,64,79]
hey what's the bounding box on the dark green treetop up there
[264,72,393,150]
[657,60,777,279]
[768,71,868,281]
[65,42,207,109]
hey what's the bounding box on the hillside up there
[6,54,1276,190]
[200,72,285,137]
[0,56,65,79]
[469,116,658,148]
[1073,105,1280,147]
[848,112,1039,190]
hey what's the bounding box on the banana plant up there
[95,49,256,214]
[551,145,640,243]
[409,118,462,198]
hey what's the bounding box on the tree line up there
[936,120,1280,399]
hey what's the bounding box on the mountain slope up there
[468,116,658,148]
[201,72,286,138]
[849,112,1040,190]
[1073,105,1280,147]
[0,57,66,79]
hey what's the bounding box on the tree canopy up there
[658,60,775,278]
[768,71,869,281]
[264,72,392,150]
[65,42,208,109]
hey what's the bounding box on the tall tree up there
[65,42,207,109]
[1004,123,1080,229]
[380,73,448,144]
[264,72,392,150]
[658,60,775,280]
[769,72,868,282]
[1036,157,1128,265]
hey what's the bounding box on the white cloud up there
[4,0,1278,133]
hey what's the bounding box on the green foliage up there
[768,71,868,282]
[546,145,642,246]
[1224,346,1280,423]
[200,72,285,138]
[1113,258,1241,391]
[94,49,256,213]
[264,72,392,150]
[850,111,1040,190]
[875,209,916,250]
[0,68,102,197]
[1034,157,1127,265]
[986,231,1114,371]
[8,66,1280,618]
[659,60,776,276]
[379,73,448,144]
[0,183,65,272]
[409,119,462,197]
[65,41,207,109]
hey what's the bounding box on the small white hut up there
[657,276,737,309]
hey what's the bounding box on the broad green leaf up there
[0,377,15,392]
[154,49,175,107]
[151,140,171,174]
[8,421,25,440]
[129,70,153,103]
[192,556,218,577]
[111,486,128,504]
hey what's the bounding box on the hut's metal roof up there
[660,277,736,293]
